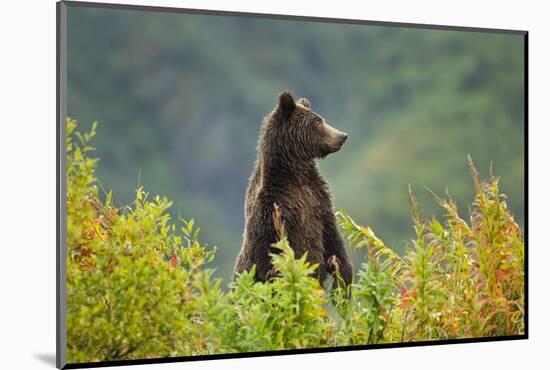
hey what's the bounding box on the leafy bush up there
[66,119,524,363]
[224,240,331,352]
[335,157,524,343]
[66,118,218,361]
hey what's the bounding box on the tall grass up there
[66,119,524,363]
[335,159,524,342]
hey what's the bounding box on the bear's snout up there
[327,127,348,152]
[334,131,348,149]
[322,123,348,155]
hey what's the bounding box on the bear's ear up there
[297,97,311,109]
[277,92,296,119]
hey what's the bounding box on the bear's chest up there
[281,184,329,229]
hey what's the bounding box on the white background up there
[0,0,547,369]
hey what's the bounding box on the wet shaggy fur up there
[234,92,353,287]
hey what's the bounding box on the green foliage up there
[230,240,331,351]
[202,240,331,353]
[334,156,524,342]
[67,118,219,361]
[66,119,524,363]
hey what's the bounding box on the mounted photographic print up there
[56,1,528,368]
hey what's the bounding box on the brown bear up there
[233,92,352,287]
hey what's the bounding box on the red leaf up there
[400,288,416,309]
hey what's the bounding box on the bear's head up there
[264,92,348,162]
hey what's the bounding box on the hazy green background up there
[67,6,525,282]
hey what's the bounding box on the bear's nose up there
[341,133,348,142]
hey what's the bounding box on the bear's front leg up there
[327,254,352,289]
[322,213,353,288]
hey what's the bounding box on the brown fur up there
[233,92,353,287]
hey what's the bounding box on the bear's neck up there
[258,152,320,187]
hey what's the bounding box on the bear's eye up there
[314,119,322,126]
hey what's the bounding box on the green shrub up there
[334,157,524,343]
[66,118,219,362]
[223,240,331,352]
[66,118,524,362]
